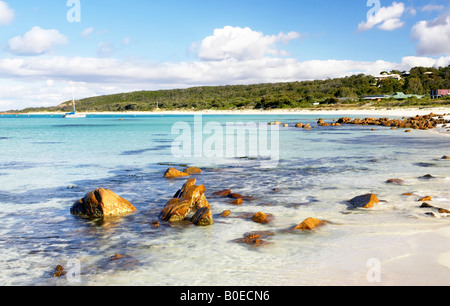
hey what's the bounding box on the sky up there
[0,0,450,110]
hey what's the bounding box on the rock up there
[184,167,202,175]
[70,188,137,219]
[151,220,160,228]
[102,254,140,271]
[230,198,243,205]
[420,203,433,208]
[212,189,231,196]
[252,212,271,224]
[233,231,274,247]
[228,193,256,201]
[402,192,414,196]
[348,193,380,209]
[221,210,231,217]
[442,156,450,160]
[422,174,435,179]
[268,121,282,126]
[159,179,213,226]
[293,217,326,230]
[337,117,352,124]
[174,178,197,198]
[405,130,412,133]
[439,208,450,214]
[190,207,213,226]
[159,198,191,222]
[295,123,304,128]
[283,124,289,127]
[53,265,66,278]
[418,196,432,202]
[386,178,405,185]
[164,167,189,178]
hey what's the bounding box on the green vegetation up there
[16,65,450,113]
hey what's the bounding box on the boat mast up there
[72,84,76,113]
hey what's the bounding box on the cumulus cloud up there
[411,12,450,56]
[195,26,300,61]
[358,2,405,31]
[0,0,14,25]
[7,26,69,56]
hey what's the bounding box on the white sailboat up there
[64,85,86,118]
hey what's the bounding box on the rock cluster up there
[337,113,449,130]
[159,178,213,226]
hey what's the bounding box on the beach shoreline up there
[4,106,450,117]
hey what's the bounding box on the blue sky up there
[0,0,449,110]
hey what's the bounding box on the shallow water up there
[0,114,449,286]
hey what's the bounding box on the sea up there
[0,113,449,286]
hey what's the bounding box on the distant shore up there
[4,107,450,117]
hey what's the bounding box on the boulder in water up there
[70,188,137,219]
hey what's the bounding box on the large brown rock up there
[70,188,137,219]
[348,193,380,208]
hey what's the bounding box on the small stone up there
[418,196,432,202]
[252,212,270,224]
[293,218,326,230]
[184,167,202,175]
[53,265,66,278]
[212,189,231,196]
[230,198,243,205]
[221,210,231,217]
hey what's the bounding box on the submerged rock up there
[70,188,137,219]
[184,167,202,175]
[212,189,231,196]
[386,178,405,185]
[348,193,380,209]
[233,231,275,247]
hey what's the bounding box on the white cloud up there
[81,27,94,37]
[358,2,405,31]
[1,53,449,109]
[411,12,450,56]
[0,0,14,25]
[421,4,444,12]
[8,26,69,56]
[195,26,300,61]
[97,41,115,57]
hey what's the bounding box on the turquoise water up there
[0,114,449,285]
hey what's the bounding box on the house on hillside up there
[374,73,402,81]
[431,89,450,99]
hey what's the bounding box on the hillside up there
[16,65,450,113]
